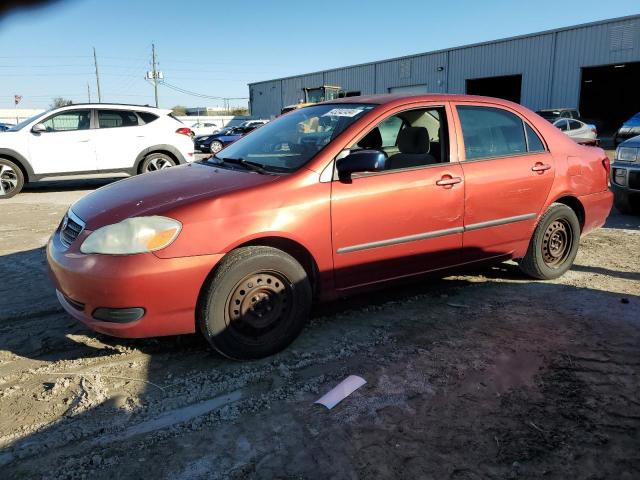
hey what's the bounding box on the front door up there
[452,103,555,260]
[27,109,96,174]
[331,104,465,290]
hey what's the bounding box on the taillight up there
[602,157,611,182]
[591,127,597,136]
[176,127,193,136]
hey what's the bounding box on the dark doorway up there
[466,75,522,103]
[579,62,640,134]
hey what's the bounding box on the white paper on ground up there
[314,375,367,409]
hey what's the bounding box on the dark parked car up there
[194,125,258,154]
[613,112,640,146]
[611,134,640,214]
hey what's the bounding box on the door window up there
[525,124,546,152]
[41,110,91,132]
[568,120,582,130]
[98,110,140,128]
[350,107,449,171]
[555,119,568,131]
[457,106,527,160]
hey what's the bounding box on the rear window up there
[137,111,159,124]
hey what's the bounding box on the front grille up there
[59,211,85,248]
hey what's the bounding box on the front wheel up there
[0,158,24,199]
[519,203,580,280]
[198,246,312,360]
[613,189,640,215]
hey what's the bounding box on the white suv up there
[0,104,194,198]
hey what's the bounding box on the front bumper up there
[47,231,223,338]
[611,162,640,194]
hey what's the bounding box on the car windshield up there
[7,110,51,131]
[209,103,374,172]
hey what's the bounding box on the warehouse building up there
[248,15,640,132]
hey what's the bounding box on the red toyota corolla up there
[47,94,612,359]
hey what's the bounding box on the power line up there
[158,81,247,100]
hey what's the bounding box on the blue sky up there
[0,0,638,110]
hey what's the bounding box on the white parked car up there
[0,103,194,198]
[553,118,598,146]
[188,121,220,136]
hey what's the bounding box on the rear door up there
[452,103,554,260]
[331,103,465,289]
[94,109,145,170]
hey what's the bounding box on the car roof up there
[52,103,171,113]
[322,93,525,110]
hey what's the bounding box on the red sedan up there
[47,94,612,359]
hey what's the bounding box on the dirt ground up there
[0,177,639,480]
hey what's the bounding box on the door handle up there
[436,176,462,187]
[78,139,90,143]
[531,163,551,172]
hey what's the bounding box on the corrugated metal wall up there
[551,17,640,107]
[249,80,282,118]
[249,16,640,117]
[448,35,555,110]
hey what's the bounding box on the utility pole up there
[87,83,91,102]
[151,43,159,107]
[93,47,102,102]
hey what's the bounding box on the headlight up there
[616,147,639,163]
[80,216,182,254]
[198,136,209,142]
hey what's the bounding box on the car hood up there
[71,162,279,229]
[620,135,640,148]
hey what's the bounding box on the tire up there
[0,158,24,199]
[210,141,223,154]
[519,203,581,280]
[613,189,640,215]
[198,246,312,360]
[139,152,176,173]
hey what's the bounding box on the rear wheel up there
[139,152,176,173]
[519,203,580,280]
[0,158,24,199]
[198,246,312,360]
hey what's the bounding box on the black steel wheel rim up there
[542,218,573,267]
[224,270,293,342]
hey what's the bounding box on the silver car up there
[553,118,598,146]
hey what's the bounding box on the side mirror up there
[31,123,46,134]
[336,149,387,180]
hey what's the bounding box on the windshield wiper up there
[219,157,270,174]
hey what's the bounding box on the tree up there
[50,97,73,109]
[229,107,249,116]
[171,105,187,116]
